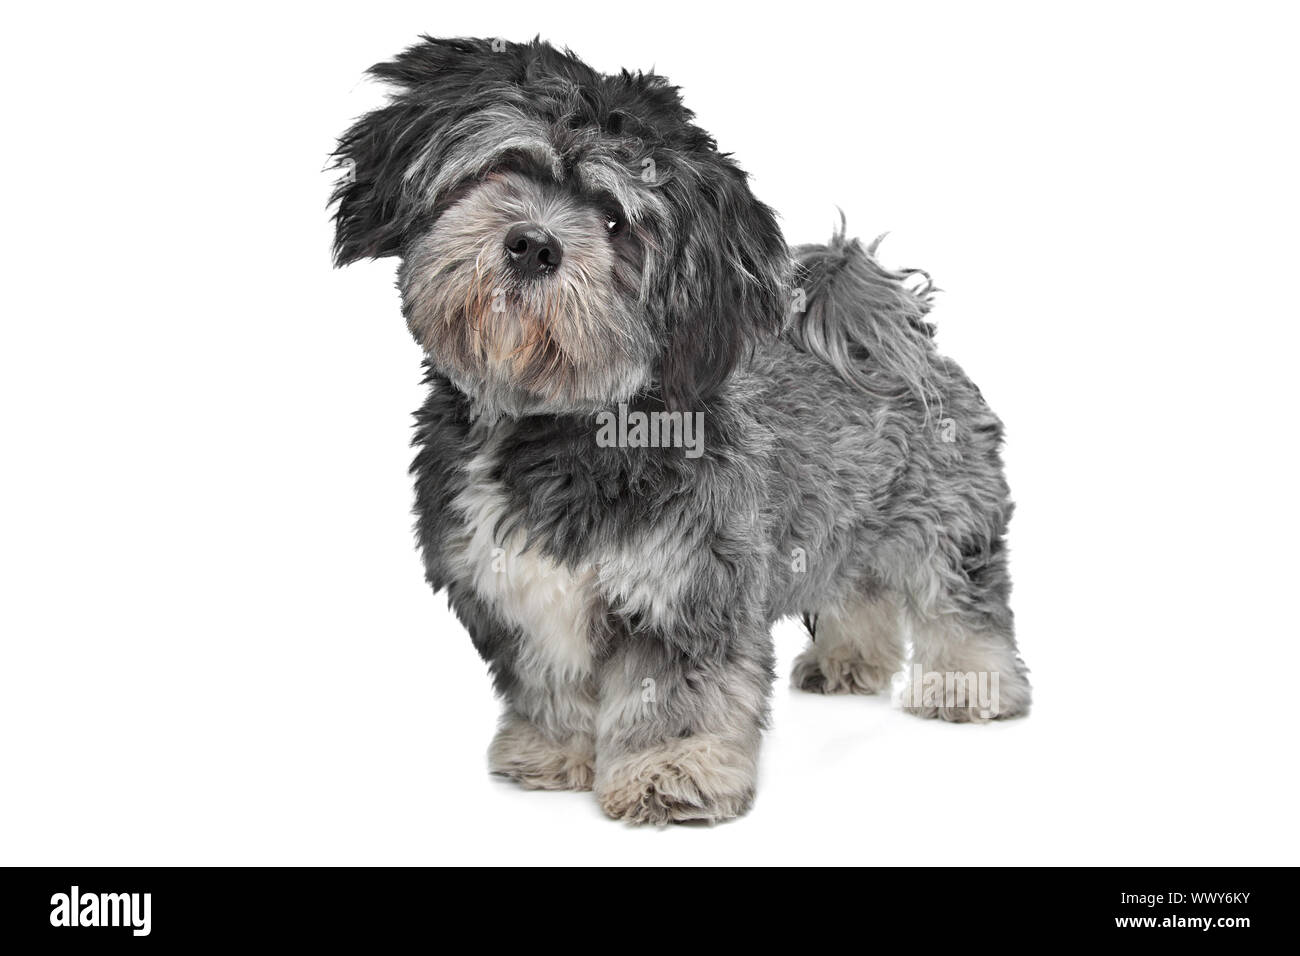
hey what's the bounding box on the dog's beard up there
[400,174,653,416]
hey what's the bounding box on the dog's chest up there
[448,446,598,682]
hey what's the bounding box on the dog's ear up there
[655,155,789,411]
[330,37,520,266]
[330,95,429,266]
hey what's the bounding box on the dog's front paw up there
[488,716,595,791]
[595,734,757,825]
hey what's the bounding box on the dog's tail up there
[785,216,941,413]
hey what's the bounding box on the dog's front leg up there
[593,624,773,825]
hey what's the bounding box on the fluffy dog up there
[331,37,1030,824]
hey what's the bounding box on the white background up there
[2,2,1297,865]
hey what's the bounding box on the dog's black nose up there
[503,222,563,277]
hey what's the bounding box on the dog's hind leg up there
[898,537,1031,722]
[791,591,905,695]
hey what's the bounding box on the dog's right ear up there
[330,37,518,267]
[329,95,428,266]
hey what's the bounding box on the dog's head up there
[332,37,788,415]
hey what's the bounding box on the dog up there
[331,36,1030,824]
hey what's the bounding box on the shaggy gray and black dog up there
[332,36,1029,824]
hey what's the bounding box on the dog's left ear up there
[656,156,789,411]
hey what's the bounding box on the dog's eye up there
[602,211,624,237]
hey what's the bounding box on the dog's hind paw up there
[899,668,1032,722]
[791,648,895,695]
